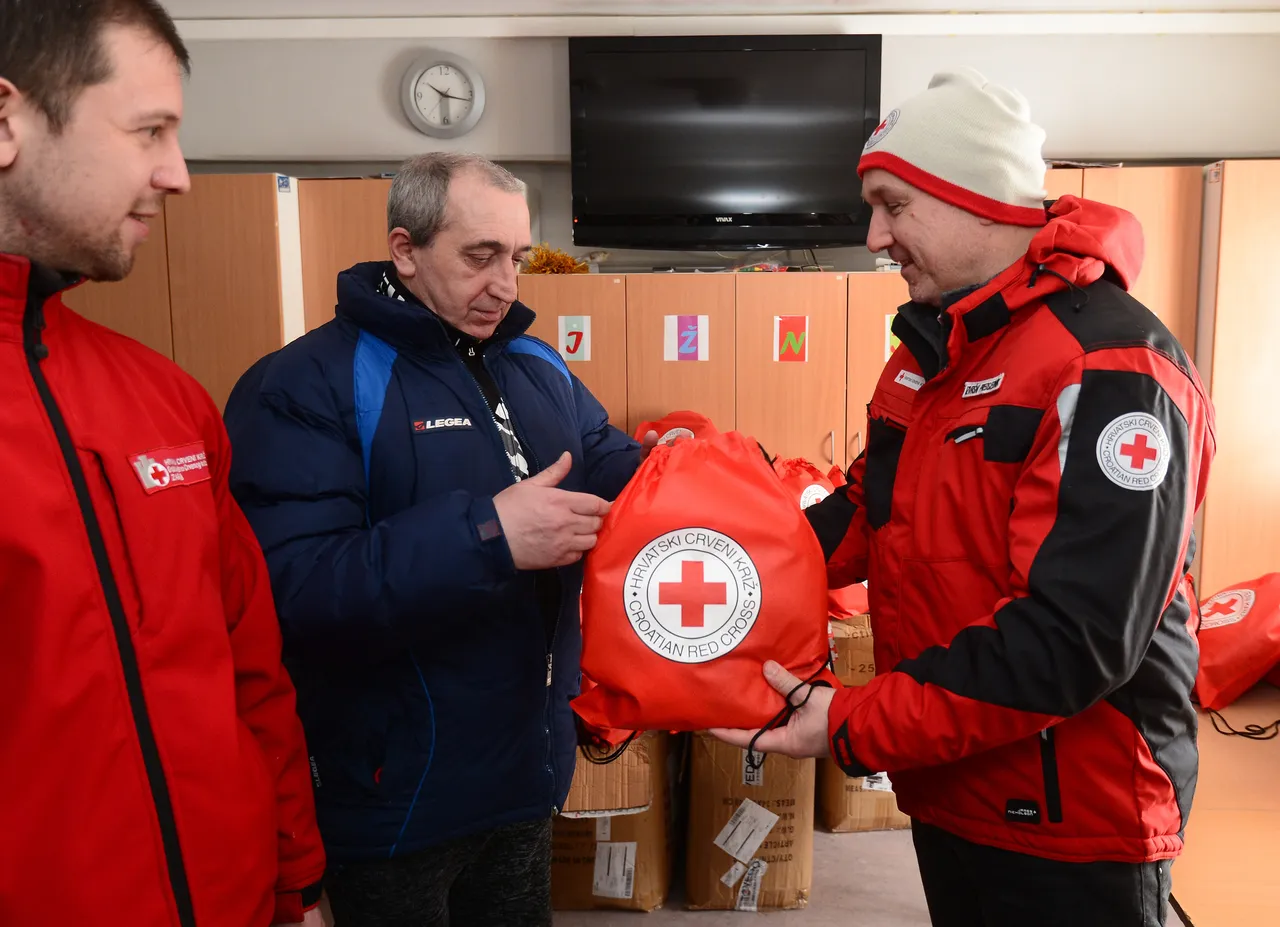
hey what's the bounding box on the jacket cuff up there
[828,686,874,778]
[273,881,324,924]
[472,495,517,579]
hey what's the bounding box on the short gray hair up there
[387,152,527,247]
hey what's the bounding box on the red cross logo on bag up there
[624,530,760,664]
[1201,588,1256,630]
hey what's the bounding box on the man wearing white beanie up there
[717,68,1216,926]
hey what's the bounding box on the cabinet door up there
[166,174,287,409]
[1198,160,1280,594]
[518,274,628,429]
[60,204,174,359]
[734,273,847,466]
[298,178,393,332]
[1083,166,1202,354]
[1044,168,1084,201]
[846,273,908,467]
[625,274,736,435]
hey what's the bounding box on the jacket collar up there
[334,261,534,357]
[897,196,1145,380]
[0,252,80,342]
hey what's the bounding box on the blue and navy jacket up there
[223,261,640,863]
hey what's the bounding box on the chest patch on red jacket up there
[129,442,210,495]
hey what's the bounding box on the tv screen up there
[569,34,882,251]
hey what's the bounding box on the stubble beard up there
[5,172,137,282]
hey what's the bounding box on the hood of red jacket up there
[1031,195,1145,292]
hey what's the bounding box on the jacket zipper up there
[23,292,197,927]
[1040,728,1063,824]
[945,424,984,445]
[476,348,561,813]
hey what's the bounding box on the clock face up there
[411,64,476,130]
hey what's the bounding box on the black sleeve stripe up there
[894,368,1191,718]
[864,418,906,530]
[1044,280,1193,381]
[805,484,860,561]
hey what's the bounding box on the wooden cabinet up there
[1194,160,1280,595]
[625,274,736,435]
[60,205,175,359]
[1083,166,1202,354]
[734,274,847,465]
[1044,168,1083,201]
[298,178,393,332]
[518,273,629,429]
[847,273,908,466]
[165,174,304,409]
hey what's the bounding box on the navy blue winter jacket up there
[223,261,640,863]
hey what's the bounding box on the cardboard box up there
[561,731,660,816]
[552,733,672,911]
[685,732,814,911]
[819,758,911,833]
[830,615,875,687]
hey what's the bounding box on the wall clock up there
[401,53,486,139]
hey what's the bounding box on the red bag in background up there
[827,465,847,488]
[770,457,867,619]
[828,583,869,620]
[1195,574,1280,710]
[574,431,834,734]
[1268,664,1280,688]
[772,456,835,510]
[633,410,719,447]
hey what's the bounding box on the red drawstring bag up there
[772,456,835,511]
[827,465,847,489]
[574,431,834,734]
[828,583,869,620]
[770,457,867,620]
[1195,574,1280,710]
[633,410,719,447]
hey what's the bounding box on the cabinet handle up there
[825,430,835,465]
[849,431,863,460]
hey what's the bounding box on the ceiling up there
[165,0,1280,17]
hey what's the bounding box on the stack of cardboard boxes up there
[551,732,673,912]
[550,611,907,913]
[822,615,911,834]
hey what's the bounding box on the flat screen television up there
[568,34,882,251]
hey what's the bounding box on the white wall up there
[181,34,1280,162]
[181,32,1280,270]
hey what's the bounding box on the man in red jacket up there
[716,69,1215,926]
[0,2,326,925]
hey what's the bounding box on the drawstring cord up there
[745,669,834,772]
[579,730,640,766]
[1029,263,1090,312]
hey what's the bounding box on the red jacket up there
[0,254,325,925]
[807,198,1215,863]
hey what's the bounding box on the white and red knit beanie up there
[859,67,1048,227]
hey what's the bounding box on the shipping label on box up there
[686,732,814,911]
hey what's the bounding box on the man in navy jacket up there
[224,153,647,926]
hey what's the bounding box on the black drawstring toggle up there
[1029,263,1090,312]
